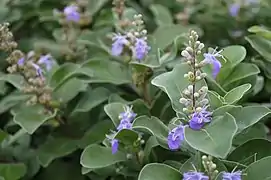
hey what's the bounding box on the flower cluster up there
[53,2,91,26]
[111,14,150,62]
[182,155,242,180]
[168,30,225,150]
[107,106,137,154]
[0,23,17,52]
[6,49,54,105]
[229,0,259,17]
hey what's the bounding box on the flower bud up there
[188,85,193,91]
[194,92,199,98]
[202,155,208,161]
[179,98,187,104]
[186,47,193,53]
[181,50,190,57]
[211,163,217,170]
[198,43,204,50]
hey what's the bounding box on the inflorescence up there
[111,14,150,62]
[107,105,137,154]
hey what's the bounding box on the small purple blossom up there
[222,171,242,180]
[17,57,25,66]
[118,105,137,122]
[203,48,224,78]
[38,54,53,71]
[189,108,212,130]
[183,171,209,180]
[64,5,80,22]
[167,125,185,150]
[133,38,150,61]
[111,34,129,56]
[111,139,119,154]
[109,105,137,154]
[229,3,241,17]
[117,119,132,131]
[31,63,43,77]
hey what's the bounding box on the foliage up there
[0,0,270,180]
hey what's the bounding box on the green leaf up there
[0,92,30,114]
[221,45,247,68]
[138,163,182,180]
[231,106,271,133]
[49,63,91,90]
[224,84,251,104]
[0,74,25,90]
[53,78,87,103]
[152,63,206,113]
[233,123,267,145]
[208,91,223,109]
[243,156,271,180]
[228,139,271,165]
[185,113,237,158]
[37,137,79,167]
[113,129,139,145]
[246,35,271,62]
[79,120,113,149]
[248,25,271,40]
[72,87,110,115]
[150,4,173,26]
[81,59,131,84]
[133,116,169,144]
[222,63,260,88]
[212,105,242,116]
[14,105,57,134]
[80,144,126,169]
[87,0,109,15]
[153,25,201,49]
[143,136,159,163]
[0,163,26,180]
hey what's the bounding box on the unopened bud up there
[196,107,202,112]
[179,98,187,104]
[194,92,199,98]
[211,163,217,170]
[184,73,188,78]
[199,43,204,49]
[181,50,190,57]
[186,47,193,53]
[202,155,208,161]
[188,85,193,91]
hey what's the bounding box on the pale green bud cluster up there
[202,155,219,179]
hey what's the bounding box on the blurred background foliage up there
[0,0,271,180]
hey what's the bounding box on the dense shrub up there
[0,0,271,180]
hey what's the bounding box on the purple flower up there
[133,38,150,61]
[109,105,137,154]
[31,63,43,77]
[203,48,224,78]
[38,54,53,71]
[111,139,119,154]
[17,57,25,66]
[118,105,137,122]
[64,5,80,22]
[167,125,185,150]
[229,3,240,17]
[222,171,242,180]
[117,119,132,131]
[111,34,129,56]
[189,108,212,130]
[183,171,209,180]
